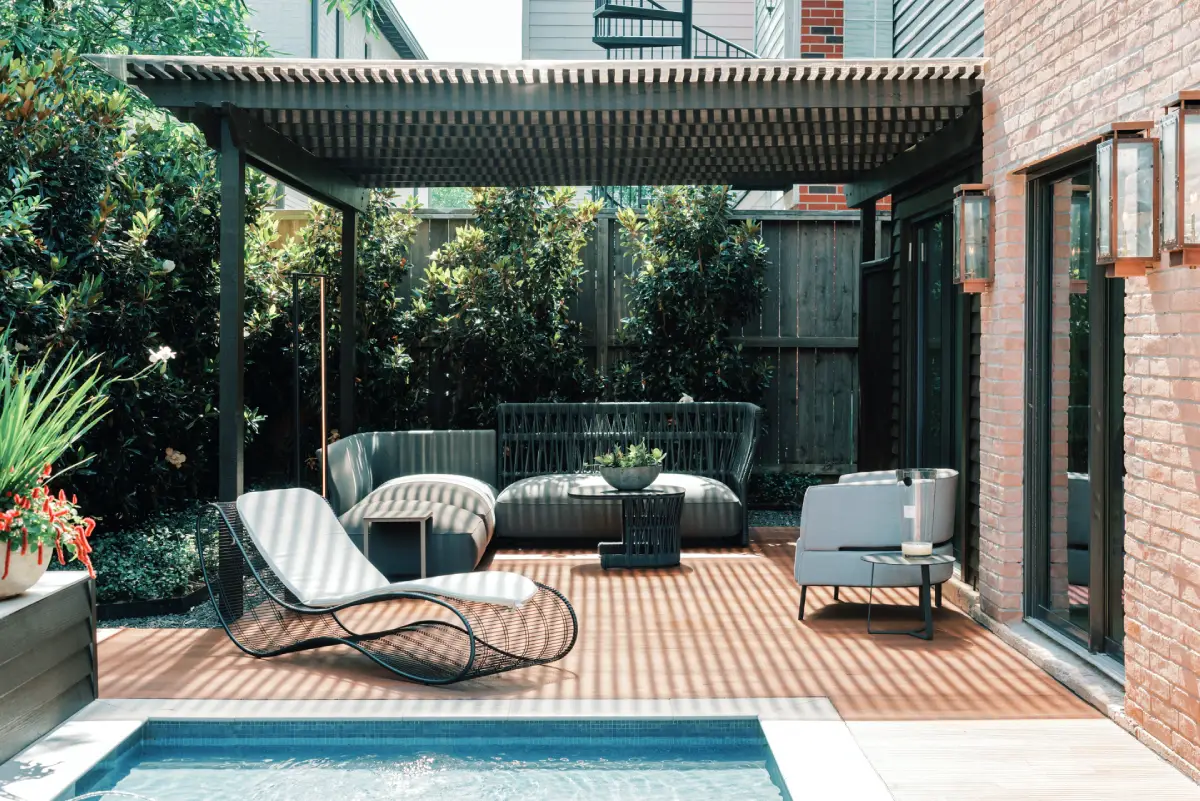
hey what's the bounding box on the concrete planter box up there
[0,572,97,764]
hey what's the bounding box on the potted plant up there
[593,441,666,491]
[0,337,112,599]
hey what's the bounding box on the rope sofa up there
[325,402,762,576]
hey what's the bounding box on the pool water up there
[74,720,789,801]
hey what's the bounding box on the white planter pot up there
[0,543,51,600]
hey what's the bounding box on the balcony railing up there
[593,0,757,60]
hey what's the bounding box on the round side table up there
[568,485,685,569]
[861,552,955,641]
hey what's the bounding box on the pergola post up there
[339,209,358,438]
[218,114,246,616]
[860,198,877,262]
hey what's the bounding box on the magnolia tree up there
[613,186,772,403]
[401,187,604,427]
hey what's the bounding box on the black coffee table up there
[861,552,955,641]
[568,485,685,569]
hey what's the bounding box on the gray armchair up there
[794,469,958,620]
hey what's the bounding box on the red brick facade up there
[791,2,847,210]
[799,0,844,59]
[981,0,1200,772]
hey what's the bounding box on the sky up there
[392,0,523,61]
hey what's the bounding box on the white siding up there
[754,0,800,58]
[892,0,983,58]
[523,0,605,60]
[692,0,756,51]
[246,0,311,57]
[843,0,892,57]
[523,0,759,60]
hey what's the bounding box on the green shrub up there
[242,193,422,483]
[64,509,201,603]
[749,472,823,509]
[401,187,603,427]
[612,187,772,402]
[0,51,272,524]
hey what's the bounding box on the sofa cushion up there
[339,499,491,578]
[367,474,496,536]
[495,472,740,540]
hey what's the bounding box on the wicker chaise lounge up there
[195,488,578,684]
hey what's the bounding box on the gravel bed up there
[749,508,801,528]
[101,599,221,629]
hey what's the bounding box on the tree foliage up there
[612,186,772,402]
[242,193,422,482]
[401,187,603,427]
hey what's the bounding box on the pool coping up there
[0,698,893,801]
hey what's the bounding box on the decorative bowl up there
[599,464,662,491]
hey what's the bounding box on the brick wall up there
[981,0,1200,772]
[800,0,844,58]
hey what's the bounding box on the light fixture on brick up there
[1157,91,1200,268]
[1096,121,1159,277]
[953,184,991,292]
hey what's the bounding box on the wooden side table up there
[360,502,436,578]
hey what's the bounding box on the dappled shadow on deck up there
[99,527,1095,722]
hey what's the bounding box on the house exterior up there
[248,0,425,208]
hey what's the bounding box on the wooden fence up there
[278,208,872,475]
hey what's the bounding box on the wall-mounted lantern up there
[1158,91,1200,268]
[1095,121,1159,277]
[953,183,991,292]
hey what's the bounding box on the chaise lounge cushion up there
[235,488,535,607]
[340,499,491,578]
[494,473,741,540]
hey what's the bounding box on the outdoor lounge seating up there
[326,430,498,576]
[195,488,577,684]
[495,402,762,544]
[794,468,958,620]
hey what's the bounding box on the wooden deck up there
[98,529,1093,722]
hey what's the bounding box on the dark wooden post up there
[860,198,877,262]
[218,115,246,616]
[339,208,358,438]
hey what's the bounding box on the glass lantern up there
[1159,91,1200,267]
[1096,122,1159,277]
[953,184,991,292]
[896,468,938,557]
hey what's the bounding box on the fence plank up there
[274,208,869,475]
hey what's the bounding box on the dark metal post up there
[339,208,358,438]
[680,0,693,58]
[218,115,246,616]
[292,273,302,486]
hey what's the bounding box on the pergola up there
[89,54,985,501]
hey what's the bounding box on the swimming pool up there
[71,719,791,801]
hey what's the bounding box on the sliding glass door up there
[1025,159,1125,659]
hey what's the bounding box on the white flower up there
[679,394,694,403]
[149,345,177,365]
[12,342,29,353]
[161,259,176,274]
[165,447,187,468]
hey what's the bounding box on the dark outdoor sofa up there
[494,402,761,546]
[325,402,762,577]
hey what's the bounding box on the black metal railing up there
[593,0,756,60]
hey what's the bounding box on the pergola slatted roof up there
[92,55,986,191]
[85,54,986,506]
